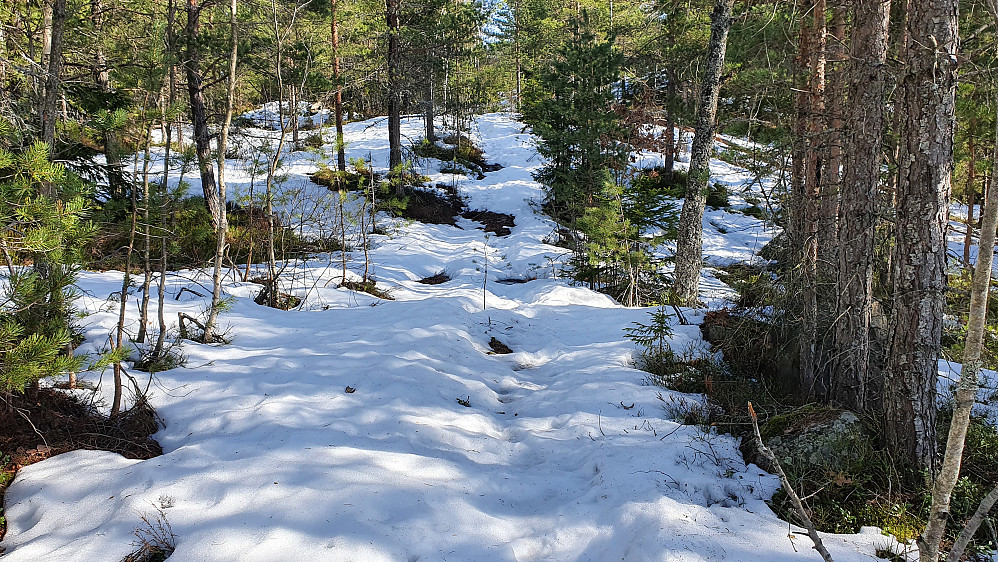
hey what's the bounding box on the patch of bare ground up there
[0,389,162,544]
[418,271,451,285]
[461,210,515,237]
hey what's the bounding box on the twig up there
[748,402,833,562]
[671,303,689,325]
[0,394,48,448]
[175,287,205,300]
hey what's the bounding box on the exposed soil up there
[340,280,394,300]
[418,272,451,285]
[251,277,303,310]
[488,337,513,354]
[496,276,536,285]
[461,210,515,237]
[399,187,466,225]
[0,389,163,544]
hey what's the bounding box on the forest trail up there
[1,114,891,561]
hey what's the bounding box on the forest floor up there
[0,111,920,560]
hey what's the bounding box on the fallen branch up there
[748,401,833,562]
[177,312,206,339]
[175,287,205,300]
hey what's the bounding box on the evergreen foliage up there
[0,140,94,393]
[525,11,625,222]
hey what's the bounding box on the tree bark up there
[885,0,958,475]
[925,111,998,562]
[964,122,978,268]
[204,0,237,343]
[797,0,827,398]
[386,0,402,188]
[671,0,735,306]
[817,4,846,275]
[90,0,125,199]
[40,0,65,161]
[664,70,676,180]
[425,73,435,143]
[185,0,222,228]
[831,0,891,411]
[331,0,346,171]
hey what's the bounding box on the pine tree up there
[885,0,959,476]
[0,140,92,394]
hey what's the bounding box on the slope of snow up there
[1,113,900,561]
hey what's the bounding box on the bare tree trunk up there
[40,0,65,161]
[331,0,346,171]
[797,0,827,398]
[924,112,998,562]
[38,0,52,120]
[964,122,978,267]
[137,114,154,345]
[663,70,676,180]
[831,0,891,411]
[112,153,142,417]
[166,0,179,151]
[885,0,958,476]
[514,0,522,113]
[814,3,846,393]
[671,0,735,306]
[185,0,222,228]
[153,105,173,359]
[204,0,238,342]
[90,0,124,199]
[386,0,403,186]
[291,84,300,149]
[425,72,435,142]
[265,0,292,307]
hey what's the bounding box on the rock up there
[741,405,869,474]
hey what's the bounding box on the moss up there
[758,404,832,442]
[413,138,489,171]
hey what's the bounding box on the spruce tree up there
[526,11,625,222]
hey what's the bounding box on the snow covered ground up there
[2,113,905,560]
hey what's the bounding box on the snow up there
[2,113,903,560]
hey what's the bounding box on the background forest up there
[2,0,998,560]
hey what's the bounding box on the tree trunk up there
[671,0,735,306]
[153,104,173,360]
[185,0,222,228]
[137,114,154,345]
[291,84,300,150]
[204,0,237,343]
[885,0,958,475]
[814,3,846,394]
[90,0,125,200]
[831,0,891,411]
[40,0,65,160]
[331,0,346,172]
[663,70,676,180]
[964,122,978,267]
[425,72,435,143]
[385,0,402,182]
[797,0,827,398]
[924,107,998,562]
[386,0,402,187]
